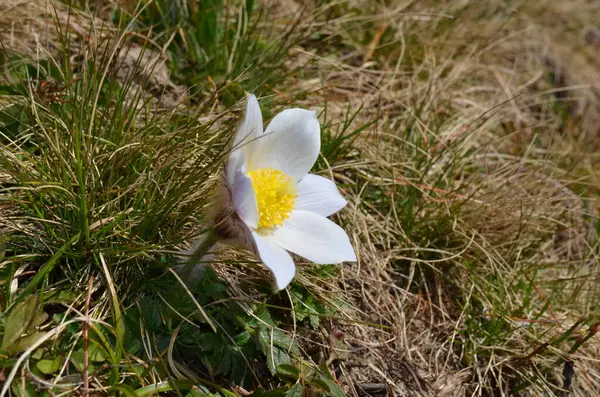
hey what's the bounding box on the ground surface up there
[1,0,600,396]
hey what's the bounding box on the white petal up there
[226,149,243,186]
[232,171,258,229]
[267,210,356,264]
[252,231,296,290]
[230,94,264,166]
[230,152,258,228]
[249,109,320,180]
[295,174,347,217]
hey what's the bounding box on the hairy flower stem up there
[178,230,219,286]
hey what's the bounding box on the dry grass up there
[2,0,600,396]
[282,0,600,395]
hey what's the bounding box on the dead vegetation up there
[286,0,600,395]
[2,0,600,396]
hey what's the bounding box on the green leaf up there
[284,384,303,397]
[31,348,44,360]
[249,387,288,397]
[135,380,196,396]
[88,342,108,362]
[276,364,300,381]
[266,346,291,376]
[234,331,251,346]
[0,357,18,368]
[316,377,344,397]
[311,362,345,396]
[249,306,276,328]
[31,311,49,328]
[11,379,38,397]
[139,295,163,332]
[43,290,78,305]
[110,384,140,397]
[9,332,45,354]
[126,339,141,355]
[310,378,328,391]
[70,351,84,372]
[2,295,39,350]
[36,356,64,374]
[271,329,299,355]
[309,315,320,329]
[256,322,298,376]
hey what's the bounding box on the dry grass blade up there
[166,267,217,332]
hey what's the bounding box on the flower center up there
[247,167,297,229]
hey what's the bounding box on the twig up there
[364,22,388,63]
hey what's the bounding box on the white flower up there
[224,94,356,290]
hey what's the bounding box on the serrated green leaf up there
[2,295,39,350]
[139,296,163,332]
[256,325,269,353]
[284,384,303,397]
[198,332,224,352]
[36,356,63,374]
[212,348,233,375]
[309,315,320,329]
[256,322,296,376]
[249,306,275,328]
[267,346,291,376]
[271,329,299,355]
[294,309,308,322]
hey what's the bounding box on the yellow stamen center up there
[247,167,297,229]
